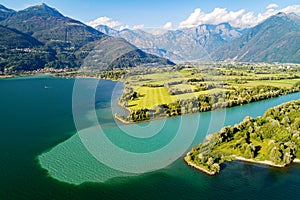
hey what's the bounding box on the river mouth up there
[1,77,300,199]
[38,78,300,185]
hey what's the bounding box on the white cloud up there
[119,25,130,31]
[87,16,122,28]
[179,8,246,28]
[162,22,173,29]
[133,24,145,30]
[267,4,279,10]
[142,22,173,35]
[179,4,300,29]
[281,5,300,13]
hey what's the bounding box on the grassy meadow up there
[121,64,300,111]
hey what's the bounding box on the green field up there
[115,64,300,112]
[128,86,173,110]
[126,71,193,86]
[170,84,196,91]
[127,79,300,111]
[128,86,228,110]
[230,79,300,88]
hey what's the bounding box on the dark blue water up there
[0,76,300,200]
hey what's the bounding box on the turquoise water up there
[1,77,300,199]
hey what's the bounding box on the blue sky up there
[1,0,300,29]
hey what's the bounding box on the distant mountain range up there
[0,3,174,73]
[96,12,300,64]
[211,12,300,63]
[96,23,245,62]
[0,3,299,74]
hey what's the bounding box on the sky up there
[1,0,300,30]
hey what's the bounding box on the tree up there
[269,146,283,165]
[207,157,214,166]
[211,163,220,173]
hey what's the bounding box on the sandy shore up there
[233,155,286,167]
[0,75,13,79]
[293,159,300,163]
[184,154,295,176]
[114,114,132,124]
[183,156,216,176]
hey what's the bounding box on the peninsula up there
[185,99,300,175]
[111,63,300,123]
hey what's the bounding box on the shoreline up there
[114,90,298,125]
[233,155,286,168]
[114,91,300,125]
[185,154,300,176]
[4,73,300,127]
[114,114,132,124]
[115,98,184,125]
[184,156,216,176]
[114,113,170,125]
[293,158,300,163]
[0,75,13,79]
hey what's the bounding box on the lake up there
[1,76,300,200]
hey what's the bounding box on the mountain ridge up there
[96,23,245,62]
[1,3,104,47]
[95,12,300,63]
[211,12,300,63]
[0,4,15,21]
[0,3,174,73]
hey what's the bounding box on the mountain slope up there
[96,25,119,37]
[0,25,56,72]
[212,12,300,63]
[0,4,174,72]
[0,25,43,48]
[183,23,245,53]
[78,37,174,70]
[1,3,104,48]
[0,4,15,21]
[96,23,244,62]
[0,3,105,69]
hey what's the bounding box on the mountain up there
[0,25,56,72]
[0,4,15,21]
[212,12,300,63]
[0,3,105,69]
[0,4,174,73]
[1,3,104,48]
[79,37,174,70]
[96,13,300,64]
[96,23,244,62]
[0,25,43,48]
[96,25,119,37]
[182,23,245,52]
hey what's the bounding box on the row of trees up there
[128,109,150,122]
[119,83,300,123]
[157,84,300,117]
[100,70,126,80]
[165,82,226,95]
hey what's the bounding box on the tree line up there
[119,83,300,123]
